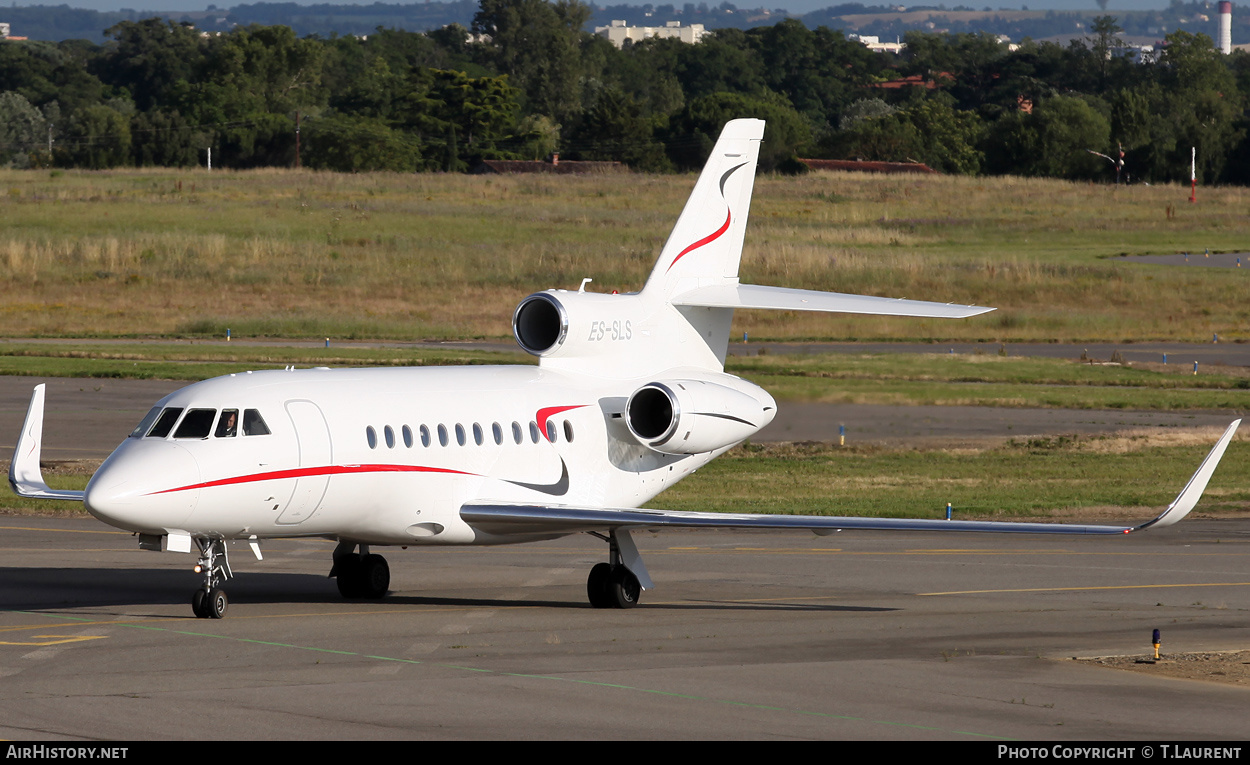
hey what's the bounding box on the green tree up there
[131,109,199,167]
[472,0,590,125]
[0,91,47,167]
[57,104,132,169]
[666,91,811,172]
[96,19,205,112]
[568,85,671,170]
[983,95,1110,179]
[302,114,421,172]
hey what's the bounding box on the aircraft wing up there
[462,419,1240,538]
[671,283,994,319]
[8,384,87,501]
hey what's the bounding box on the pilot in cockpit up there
[215,409,238,438]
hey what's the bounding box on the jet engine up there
[625,379,775,455]
[512,293,569,356]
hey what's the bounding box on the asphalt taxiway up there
[2,518,1248,740]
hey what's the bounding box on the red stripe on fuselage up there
[148,463,477,496]
[536,405,587,442]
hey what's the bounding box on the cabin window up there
[402,425,413,448]
[437,424,448,447]
[366,426,377,449]
[492,422,503,445]
[384,425,395,448]
[546,420,558,443]
[420,425,431,447]
[455,423,466,446]
[243,409,270,436]
[214,409,239,438]
[529,421,540,444]
[130,406,163,438]
[174,409,217,439]
[146,408,183,439]
[512,421,523,444]
[564,420,574,443]
[473,423,484,446]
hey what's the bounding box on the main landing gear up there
[191,537,232,619]
[586,529,649,609]
[331,541,390,599]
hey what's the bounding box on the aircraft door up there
[278,399,332,525]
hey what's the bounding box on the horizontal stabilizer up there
[463,419,1239,538]
[8,384,86,502]
[672,283,994,319]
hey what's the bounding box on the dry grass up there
[2,167,1248,341]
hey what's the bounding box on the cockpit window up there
[174,409,217,439]
[146,408,183,439]
[214,409,239,438]
[242,409,270,436]
[130,406,163,438]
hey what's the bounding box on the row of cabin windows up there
[131,406,271,440]
[366,419,574,450]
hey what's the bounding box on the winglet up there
[1133,419,1240,531]
[9,384,86,501]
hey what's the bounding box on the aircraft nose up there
[85,440,200,534]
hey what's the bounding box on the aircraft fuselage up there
[84,365,771,546]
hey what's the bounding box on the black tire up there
[610,567,641,609]
[359,554,390,599]
[335,553,362,598]
[191,588,208,618]
[207,588,228,619]
[587,563,614,608]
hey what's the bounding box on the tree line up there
[0,2,1247,183]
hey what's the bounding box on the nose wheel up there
[191,537,232,619]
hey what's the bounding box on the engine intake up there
[625,379,774,455]
[512,293,568,356]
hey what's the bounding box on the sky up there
[2,0,1183,17]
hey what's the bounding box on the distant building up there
[848,34,905,54]
[594,20,706,49]
[0,22,26,41]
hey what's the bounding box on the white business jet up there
[9,120,1241,619]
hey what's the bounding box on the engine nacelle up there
[513,291,644,358]
[625,378,775,455]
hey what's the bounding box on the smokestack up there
[1219,1,1232,55]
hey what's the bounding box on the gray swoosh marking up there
[504,457,570,496]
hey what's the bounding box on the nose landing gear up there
[191,537,232,619]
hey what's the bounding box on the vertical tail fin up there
[642,119,764,300]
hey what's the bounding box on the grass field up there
[2,168,1248,342]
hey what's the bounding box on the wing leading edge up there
[462,419,1240,538]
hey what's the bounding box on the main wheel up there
[610,567,641,609]
[587,563,613,608]
[359,554,390,599]
[335,553,363,598]
[206,588,228,619]
[191,588,208,618]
